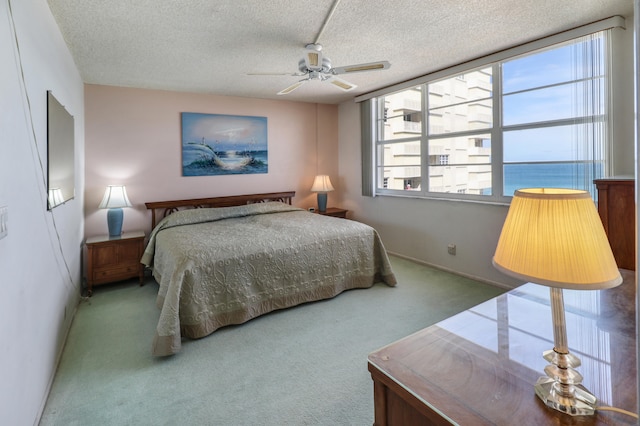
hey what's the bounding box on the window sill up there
[373,191,512,206]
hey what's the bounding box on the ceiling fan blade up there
[326,76,357,92]
[331,60,391,75]
[277,80,308,95]
[246,72,293,76]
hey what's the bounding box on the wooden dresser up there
[594,178,635,270]
[368,269,637,425]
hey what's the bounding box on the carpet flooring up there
[39,255,504,426]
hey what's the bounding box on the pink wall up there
[84,84,339,237]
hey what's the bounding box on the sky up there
[421,37,605,163]
[500,38,604,162]
[181,112,268,151]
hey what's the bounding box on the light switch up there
[0,206,7,240]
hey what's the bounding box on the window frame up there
[372,37,610,203]
[374,63,503,202]
[359,16,623,203]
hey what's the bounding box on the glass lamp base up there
[106,207,124,237]
[534,376,597,416]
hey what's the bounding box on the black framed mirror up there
[47,91,75,210]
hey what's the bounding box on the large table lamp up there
[99,185,132,237]
[311,175,334,212]
[492,188,622,416]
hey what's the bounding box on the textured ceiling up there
[46,0,633,104]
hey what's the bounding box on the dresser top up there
[86,231,145,245]
[369,269,637,425]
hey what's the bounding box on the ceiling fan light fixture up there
[307,52,320,67]
[304,46,325,71]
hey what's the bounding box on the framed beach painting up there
[181,112,268,176]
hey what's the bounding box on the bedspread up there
[141,202,396,356]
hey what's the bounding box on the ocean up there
[503,162,601,196]
[182,143,269,176]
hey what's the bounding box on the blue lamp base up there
[317,193,328,212]
[107,208,124,237]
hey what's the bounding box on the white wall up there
[0,0,84,424]
[337,18,636,289]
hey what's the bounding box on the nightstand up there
[86,231,145,296]
[315,207,348,218]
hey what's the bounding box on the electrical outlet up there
[0,206,7,240]
[447,243,456,255]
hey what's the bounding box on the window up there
[369,29,613,201]
[435,155,449,165]
[502,34,608,197]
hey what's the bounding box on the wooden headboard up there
[145,191,295,229]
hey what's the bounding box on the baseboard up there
[35,291,82,425]
[387,251,515,290]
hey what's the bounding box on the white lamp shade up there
[493,188,621,290]
[310,175,335,193]
[98,185,132,209]
[48,188,64,207]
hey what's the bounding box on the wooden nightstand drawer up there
[92,264,141,284]
[86,231,145,296]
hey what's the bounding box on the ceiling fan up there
[247,0,390,95]
[264,43,391,95]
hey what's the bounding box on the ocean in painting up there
[503,162,601,196]
[182,142,268,176]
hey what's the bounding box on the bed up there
[142,191,396,356]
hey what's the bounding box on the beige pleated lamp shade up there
[493,188,622,290]
[310,175,335,193]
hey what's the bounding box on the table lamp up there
[311,175,334,212]
[98,185,132,237]
[492,188,622,416]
